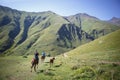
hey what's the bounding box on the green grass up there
[0,50,120,80]
[0,56,37,80]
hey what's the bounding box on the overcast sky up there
[0,0,120,20]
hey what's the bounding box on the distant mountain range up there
[0,5,120,55]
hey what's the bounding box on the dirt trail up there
[97,61,120,65]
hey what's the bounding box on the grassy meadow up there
[0,51,120,80]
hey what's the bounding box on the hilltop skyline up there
[0,0,120,20]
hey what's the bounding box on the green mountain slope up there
[0,5,120,55]
[66,13,120,38]
[0,6,91,55]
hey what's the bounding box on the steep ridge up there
[57,23,93,48]
[0,5,21,53]
[66,13,120,39]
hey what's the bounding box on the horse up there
[41,56,46,63]
[31,58,39,72]
[50,57,55,67]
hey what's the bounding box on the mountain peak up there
[109,17,120,26]
[41,10,56,14]
[110,17,120,21]
[75,13,99,20]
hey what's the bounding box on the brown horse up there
[31,58,39,72]
[50,57,55,67]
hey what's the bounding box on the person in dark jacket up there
[31,50,39,72]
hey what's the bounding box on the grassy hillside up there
[0,6,92,55]
[11,11,69,55]
[0,5,120,56]
[67,29,120,55]
[0,5,72,55]
[64,29,120,79]
[0,29,120,80]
